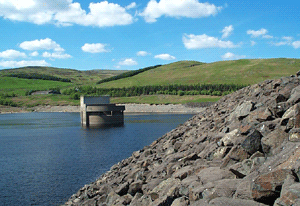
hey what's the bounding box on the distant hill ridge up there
[0,66,127,85]
[1,58,299,88]
[98,58,300,88]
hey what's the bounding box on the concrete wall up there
[80,96,125,127]
[80,96,110,106]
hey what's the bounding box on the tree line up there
[0,93,18,107]
[96,65,162,84]
[7,73,72,82]
[62,84,247,100]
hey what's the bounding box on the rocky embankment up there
[64,74,300,206]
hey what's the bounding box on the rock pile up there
[64,74,300,206]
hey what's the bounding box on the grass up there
[111,95,221,104]
[0,77,72,96]
[98,58,300,88]
[0,66,127,86]
[11,95,79,107]
[1,58,300,108]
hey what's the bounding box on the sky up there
[0,0,299,70]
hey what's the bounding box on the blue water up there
[0,112,193,206]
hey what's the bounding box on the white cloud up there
[137,51,150,56]
[247,28,267,37]
[119,58,138,66]
[0,0,134,27]
[42,52,72,59]
[0,60,50,68]
[271,36,294,47]
[292,41,300,49]
[81,43,109,53]
[221,52,246,60]
[54,1,134,27]
[0,49,26,59]
[262,34,273,39]
[126,2,137,10]
[0,0,71,25]
[283,36,293,41]
[272,41,289,46]
[20,38,64,52]
[222,25,233,39]
[30,51,39,57]
[183,34,239,49]
[247,28,273,39]
[154,53,176,60]
[251,41,256,46]
[140,0,222,23]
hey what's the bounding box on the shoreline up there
[0,103,206,114]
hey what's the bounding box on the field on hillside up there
[111,95,221,105]
[98,58,300,88]
[1,58,299,109]
[0,77,71,96]
[0,66,126,85]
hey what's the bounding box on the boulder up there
[196,167,234,185]
[288,85,300,104]
[128,180,143,196]
[150,177,181,204]
[229,101,254,121]
[241,130,263,155]
[170,197,189,206]
[289,128,300,142]
[219,129,239,146]
[261,129,288,154]
[209,197,268,206]
[274,183,300,206]
[251,169,294,204]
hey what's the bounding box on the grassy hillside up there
[98,58,300,88]
[0,77,71,96]
[0,66,126,85]
[1,58,300,108]
[0,66,127,108]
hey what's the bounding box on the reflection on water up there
[0,112,193,206]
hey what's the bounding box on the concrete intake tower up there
[80,96,125,127]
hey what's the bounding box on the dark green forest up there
[63,84,247,100]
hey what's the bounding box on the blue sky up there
[0,0,299,70]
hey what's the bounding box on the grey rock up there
[261,129,288,154]
[241,130,263,155]
[128,180,143,196]
[209,197,268,206]
[289,128,300,142]
[197,167,234,185]
[230,101,254,120]
[170,197,189,206]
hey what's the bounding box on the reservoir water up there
[0,112,194,206]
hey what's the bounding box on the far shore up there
[0,103,206,114]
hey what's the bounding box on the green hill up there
[0,67,127,108]
[0,66,127,86]
[1,58,300,109]
[98,58,300,88]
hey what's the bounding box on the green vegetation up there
[98,58,300,88]
[97,65,162,84]
[110,95,221,105]
[0,77,70,96]
[0,66,127,85]
[7,73,71,82]
[63,84,245,99]
[0,58,299,108]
